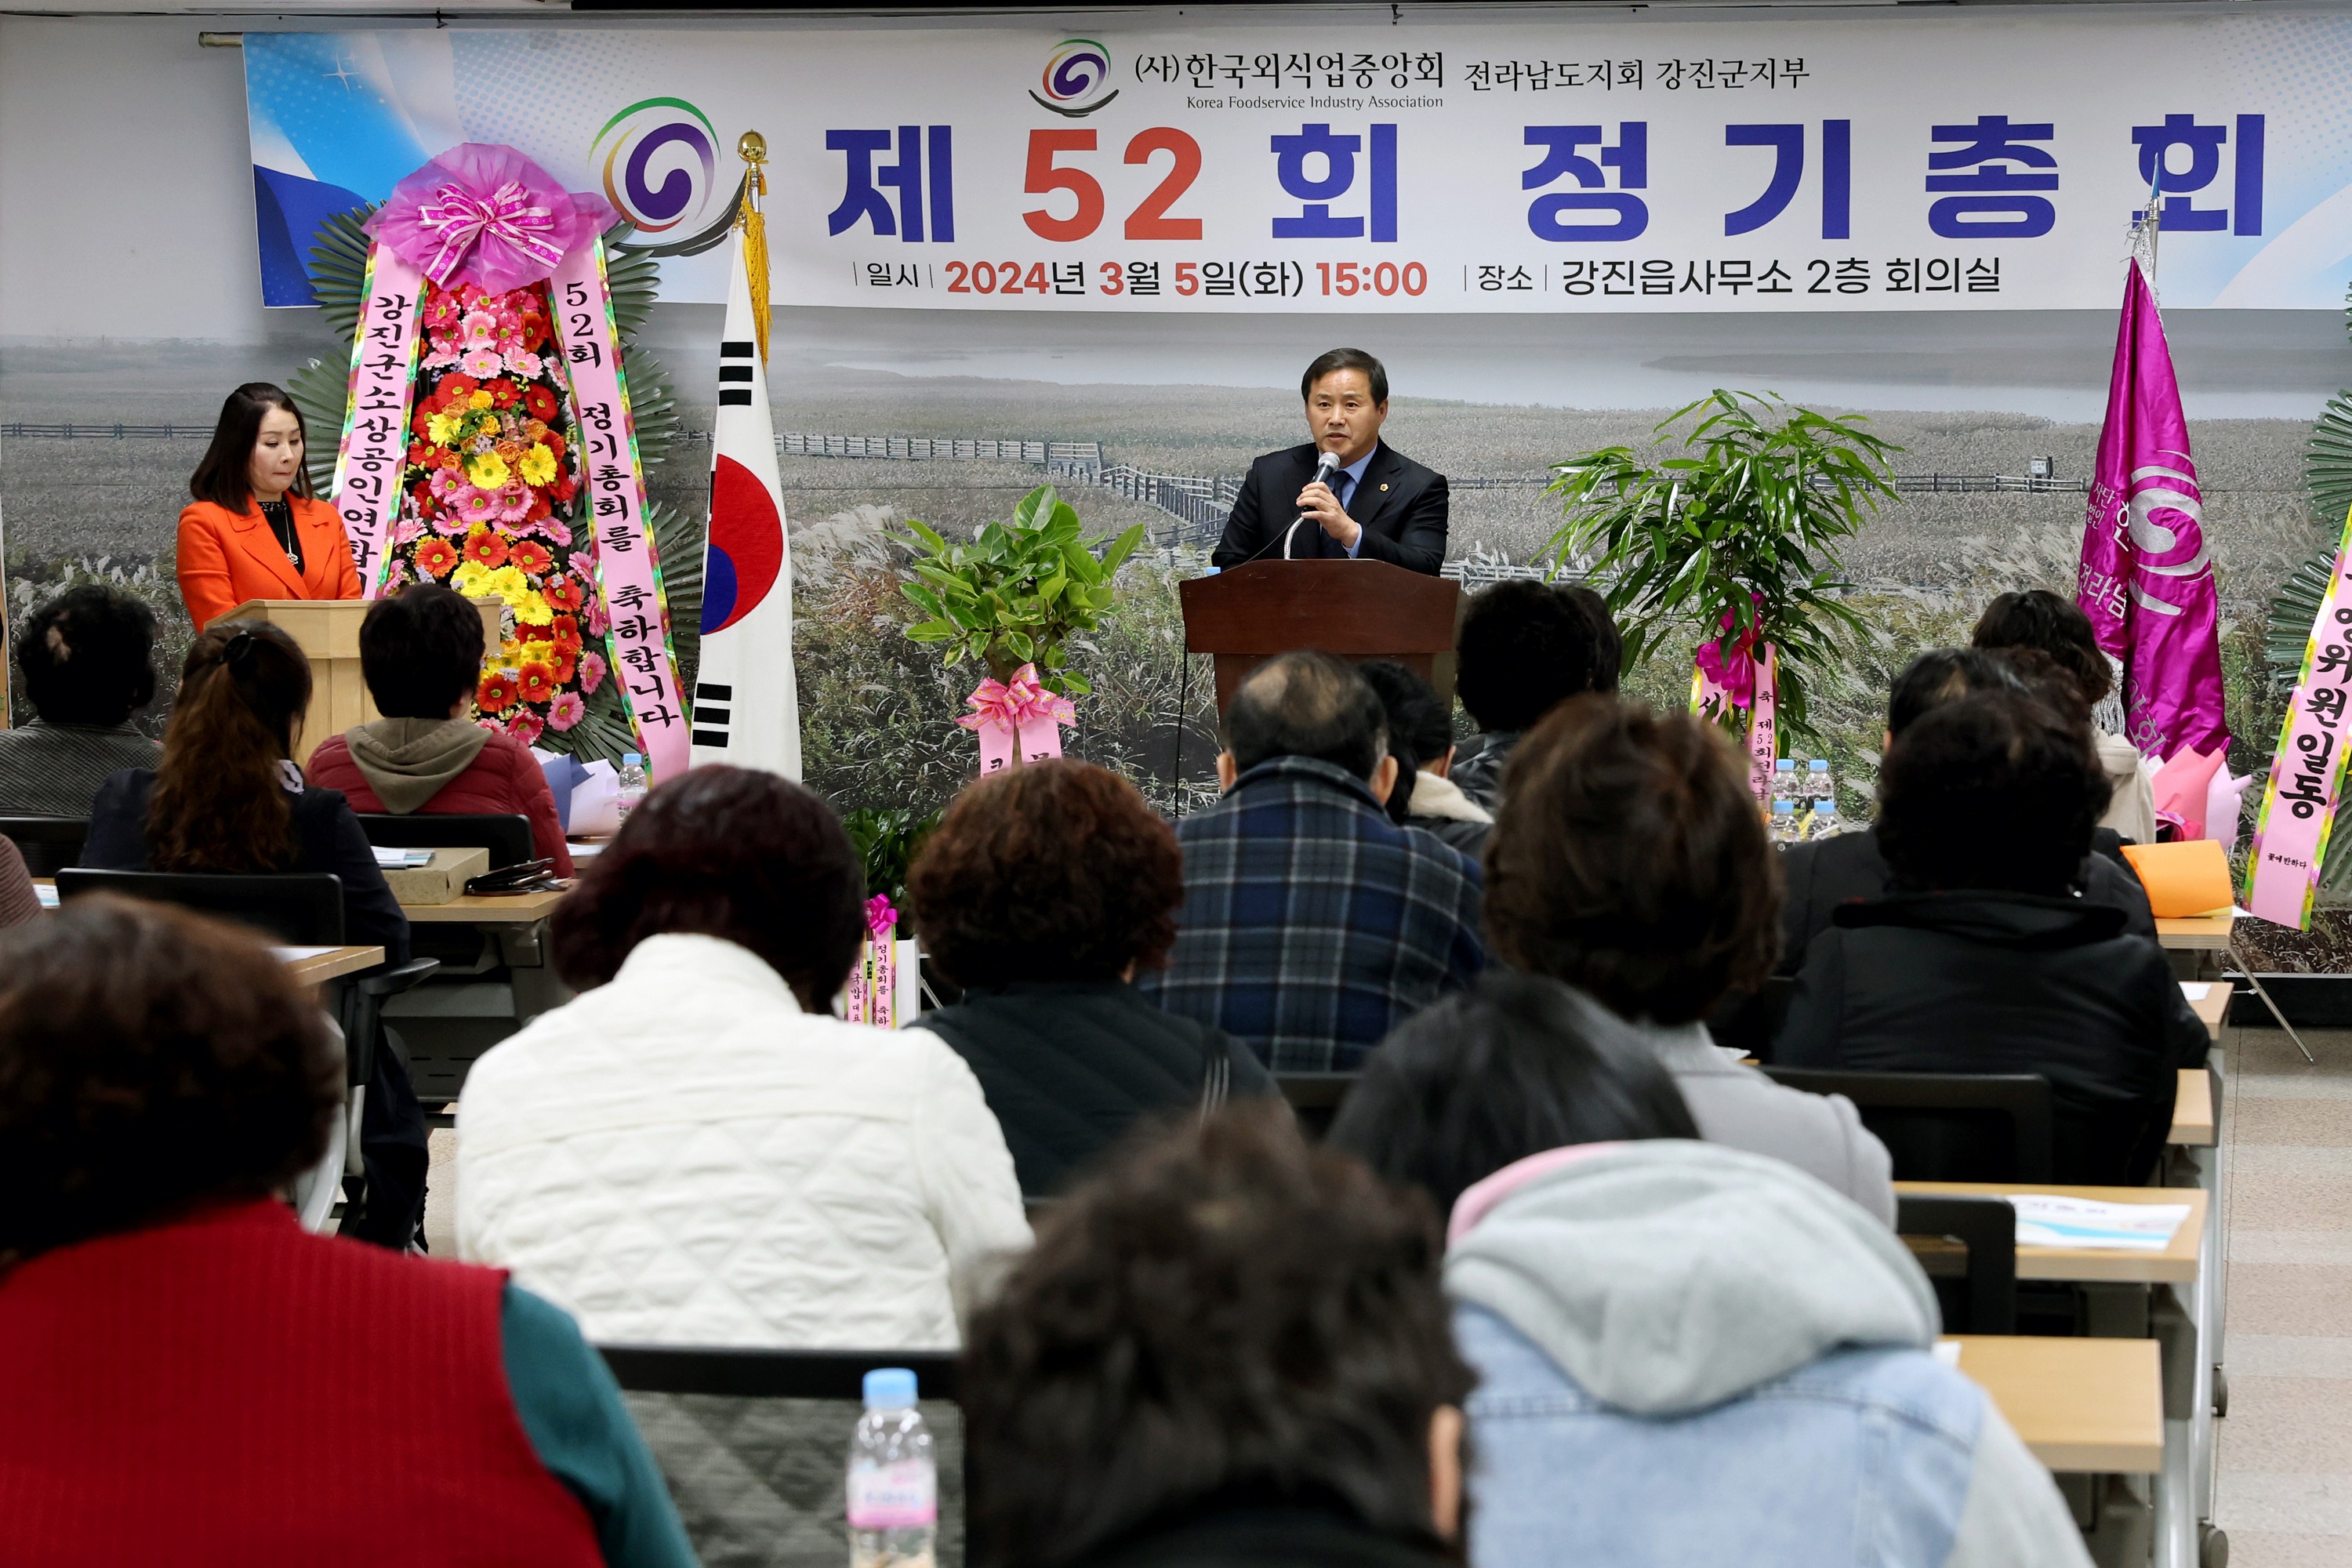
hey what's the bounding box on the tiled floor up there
[2216,1025,2352,1564]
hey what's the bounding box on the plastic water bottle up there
[1770,798,1798,844]
[1770,757,1800,808]
[1806,797,1840,840]
[1806,757,1835,805]
[615,752,648,825]
[848,1368,936,1568]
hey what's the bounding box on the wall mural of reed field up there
[5,303,2350,955]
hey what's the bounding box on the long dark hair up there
[146,622,312,873]
[189,382,313,511]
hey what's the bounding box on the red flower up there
[443,373,479,397]
[543,577,584,614]
[524,387,559,421]
[406,441,433,467]
[415,539,460,579]
[489,379,520,408]
[509,540,554,577]
[526,492,553,522]
[543,431,566,459]
[514,622,554,644]
[550,474,576,503]
[550,613,582,650]
[411,408,434,439]
[546,644,579,684]
[514,662,558,706]
[477,670,521,715]
[462,529,508,571]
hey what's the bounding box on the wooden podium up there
[218,597,501,765]
[1178,560,1461,715]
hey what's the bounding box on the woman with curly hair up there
[907,760,1276,1196]
[1483,697,1895,1224]
[0,897,695,1566]
[455,764,1029,1348]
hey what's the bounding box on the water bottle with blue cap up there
[848,1367,935,1567]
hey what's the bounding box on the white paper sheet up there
[371,847,434,869]
[2180,982,2212,1000]
[269,946,338,963]
[2009,1195,2192,1251]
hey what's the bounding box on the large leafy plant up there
[1544,390,1900,739]
[899,485,1144,693]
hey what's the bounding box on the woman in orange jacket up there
[176,383,362,631]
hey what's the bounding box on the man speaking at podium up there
[1211,348,1449,575]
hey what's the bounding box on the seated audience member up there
[1327,978,2090,1568]
[307,584,572,874]
[1972,588,2157,842]
[0,897,695,1567]
[456,764,1029,1347]
[81,622,409,964]
[907,760,1275,1197]
[1775,691,2209,1185]
[1777,648,2155,976]
[0,586,162,817]
[0,836,38,929]
[1359,659,1493,856]
[1483,697,1895,1222]
[1135,650,1483,1073]
[1449,579,1611,810]
[962,1103,1472,1568]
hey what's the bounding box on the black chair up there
[354,812,535,870]
[56,866,347,946]
[0,815,89,877]
[597,1345,975,1559]
[1274,1071,1359,1139]
[1762,1067,2053,1182]
[1896,1194,2017,1335]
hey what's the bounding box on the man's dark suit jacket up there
[1210,441,1449,575]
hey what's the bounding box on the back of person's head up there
[1877,689,2110,896]
[552,764,865,1011]
[147,622,313,873]
[0,896,338,1260]
[1887,648,2024,739]
[1971,589,2113,706]
[1561,585,1622,695]
[963,1102,1471,1566]
[1484,696,1780,1024]
[1328,971,1698,1218]
[1455,580,1607,733]
[15,586,158,728]
[359,585,485,719]
[1990,645,2096,732]
[1357,660,1453,826]
[1221,649,1387,780]
[909,760,1180,985]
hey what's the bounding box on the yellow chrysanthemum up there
[510,591,554,628]
[468,390,494,411]
[466,451,511,490]
[450,561,493,597]
[425,412,456,445]
[517,445,558,487]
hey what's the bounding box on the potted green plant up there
[898,484,1145,695]
[1544,390,1899,745]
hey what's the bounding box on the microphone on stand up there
[1280,448,1345,561]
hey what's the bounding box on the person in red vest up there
[0,895,694,1567]
[307,583,573,875]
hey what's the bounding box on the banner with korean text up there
[245,13,2352,315]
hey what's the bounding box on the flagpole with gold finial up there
[737,131,771,368]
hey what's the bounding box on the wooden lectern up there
[218,597,502,765]
[1178,561,1461,715]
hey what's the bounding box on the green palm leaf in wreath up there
[304,206,379,348]
[2305,390,2352,528]
[648,499,704,703]
[286,355,353,498]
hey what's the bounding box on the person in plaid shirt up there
[1138,651,1484,1071]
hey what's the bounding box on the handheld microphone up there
[1281,448,1345,561]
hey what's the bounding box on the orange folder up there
[2119,838,2235,918]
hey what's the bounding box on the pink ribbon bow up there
[367,143,617,296]
[1694,594,1767,710]
[865,895,898,940]
[956,663,1076,735]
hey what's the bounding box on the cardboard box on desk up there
[380,848,489,906]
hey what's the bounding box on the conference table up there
[274,944,386,987]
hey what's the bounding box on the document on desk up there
[2010,1195,2192,1250]
[34,883,59,909]
[269,946,339,964]
[2180,982,2212,1000]
[372,847,435,869]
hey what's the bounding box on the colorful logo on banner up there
[589,97,719,234]
[1030,38,1117,118]
[2245,504,2352,929]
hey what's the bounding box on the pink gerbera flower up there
[504,709,545,746]
[579,650,608,695]
[496,483,535,524]
[391,517,426,546]
[460,348,503,379]
[460,310,500,347]
[422,347,462,369]
[452,485,500,527]
[546,690,586,731]
[505,351,545,379]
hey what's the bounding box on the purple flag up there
[2076,258,2230,770]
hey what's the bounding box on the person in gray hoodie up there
[1483,695,1896,1223]
[1332,976,2092,1568]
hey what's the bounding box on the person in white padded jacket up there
[456,765,1031,1348]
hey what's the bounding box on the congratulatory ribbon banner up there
[247,13,2352,314]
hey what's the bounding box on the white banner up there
[244,13,2352,314]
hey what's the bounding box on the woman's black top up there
[260,496,303,574]
[82,768,410,964]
